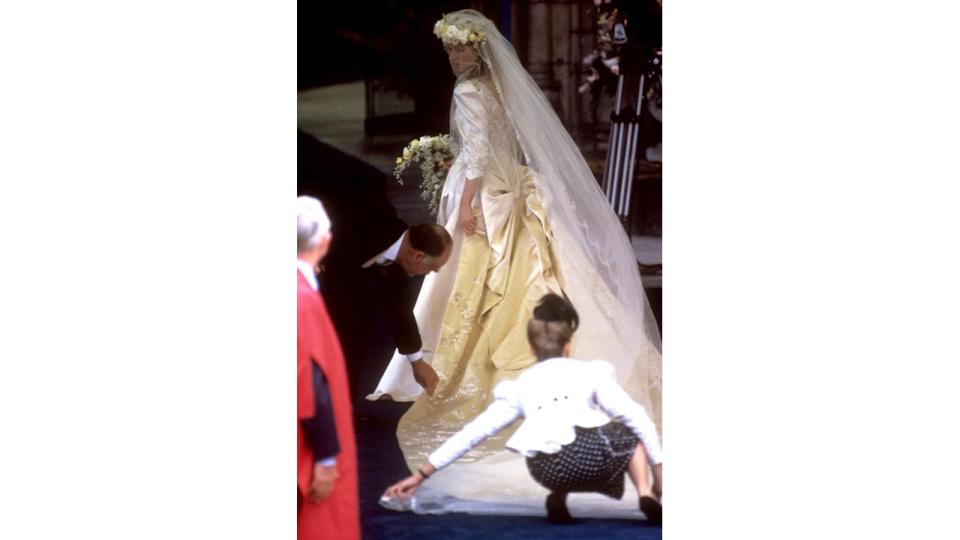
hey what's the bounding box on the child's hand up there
[383,474,424,500]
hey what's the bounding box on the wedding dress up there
[369,10,662,518]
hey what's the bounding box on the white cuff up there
[404,351,423,362]
[427,454,444,470]
[318,456,337,467]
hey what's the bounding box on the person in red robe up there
[297,196,360,540]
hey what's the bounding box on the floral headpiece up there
[433,16,487,47]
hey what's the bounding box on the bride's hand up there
[458,204,477,235]
[437,158,453,176]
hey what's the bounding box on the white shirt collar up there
[296,259,318,291]
[362,231,406,268]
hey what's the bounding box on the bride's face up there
[445,43,480,76]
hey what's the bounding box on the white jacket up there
[427,357,662,470]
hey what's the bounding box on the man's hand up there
[410,360,438,396]
[308,463,338,502]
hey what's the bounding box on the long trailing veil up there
[373,10,661,517]
[459,8,662,352]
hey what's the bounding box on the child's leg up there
[627,442,657,499]
[545,491,572,524]
[628,443,663,524]
[651,462,663,499]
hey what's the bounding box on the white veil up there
[446,10,661,351]
[445,9,661,357]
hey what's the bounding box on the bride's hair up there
[527,293,579,360]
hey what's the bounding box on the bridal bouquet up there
[394,134,453,216]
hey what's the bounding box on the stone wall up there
[511,0,596,137]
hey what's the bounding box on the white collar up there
[296,259,318,291]
[362,231,406,268]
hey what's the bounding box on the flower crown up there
[433,17,487,47]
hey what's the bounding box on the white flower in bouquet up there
[393,134,454,216]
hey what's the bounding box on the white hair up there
[297,196,330,253]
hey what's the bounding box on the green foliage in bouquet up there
[394,134,453,216]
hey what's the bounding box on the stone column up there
[527,0,562,112]
[551,0,572,126]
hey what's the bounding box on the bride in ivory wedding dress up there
[370,10,662,518]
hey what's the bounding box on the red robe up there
[298,271,359,540]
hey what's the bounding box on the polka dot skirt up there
[525,422,639,499]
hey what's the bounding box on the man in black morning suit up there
[298,130,449,400]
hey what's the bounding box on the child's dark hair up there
[527,293,579,361]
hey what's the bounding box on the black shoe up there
[545,492,573,524]
[639,495,662,525]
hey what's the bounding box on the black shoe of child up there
[545,492,573,524]
[639,495,662,525]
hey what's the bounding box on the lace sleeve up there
[453,82,490,180]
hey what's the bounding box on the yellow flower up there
[403,149,412,160]
[396,157,403,165]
